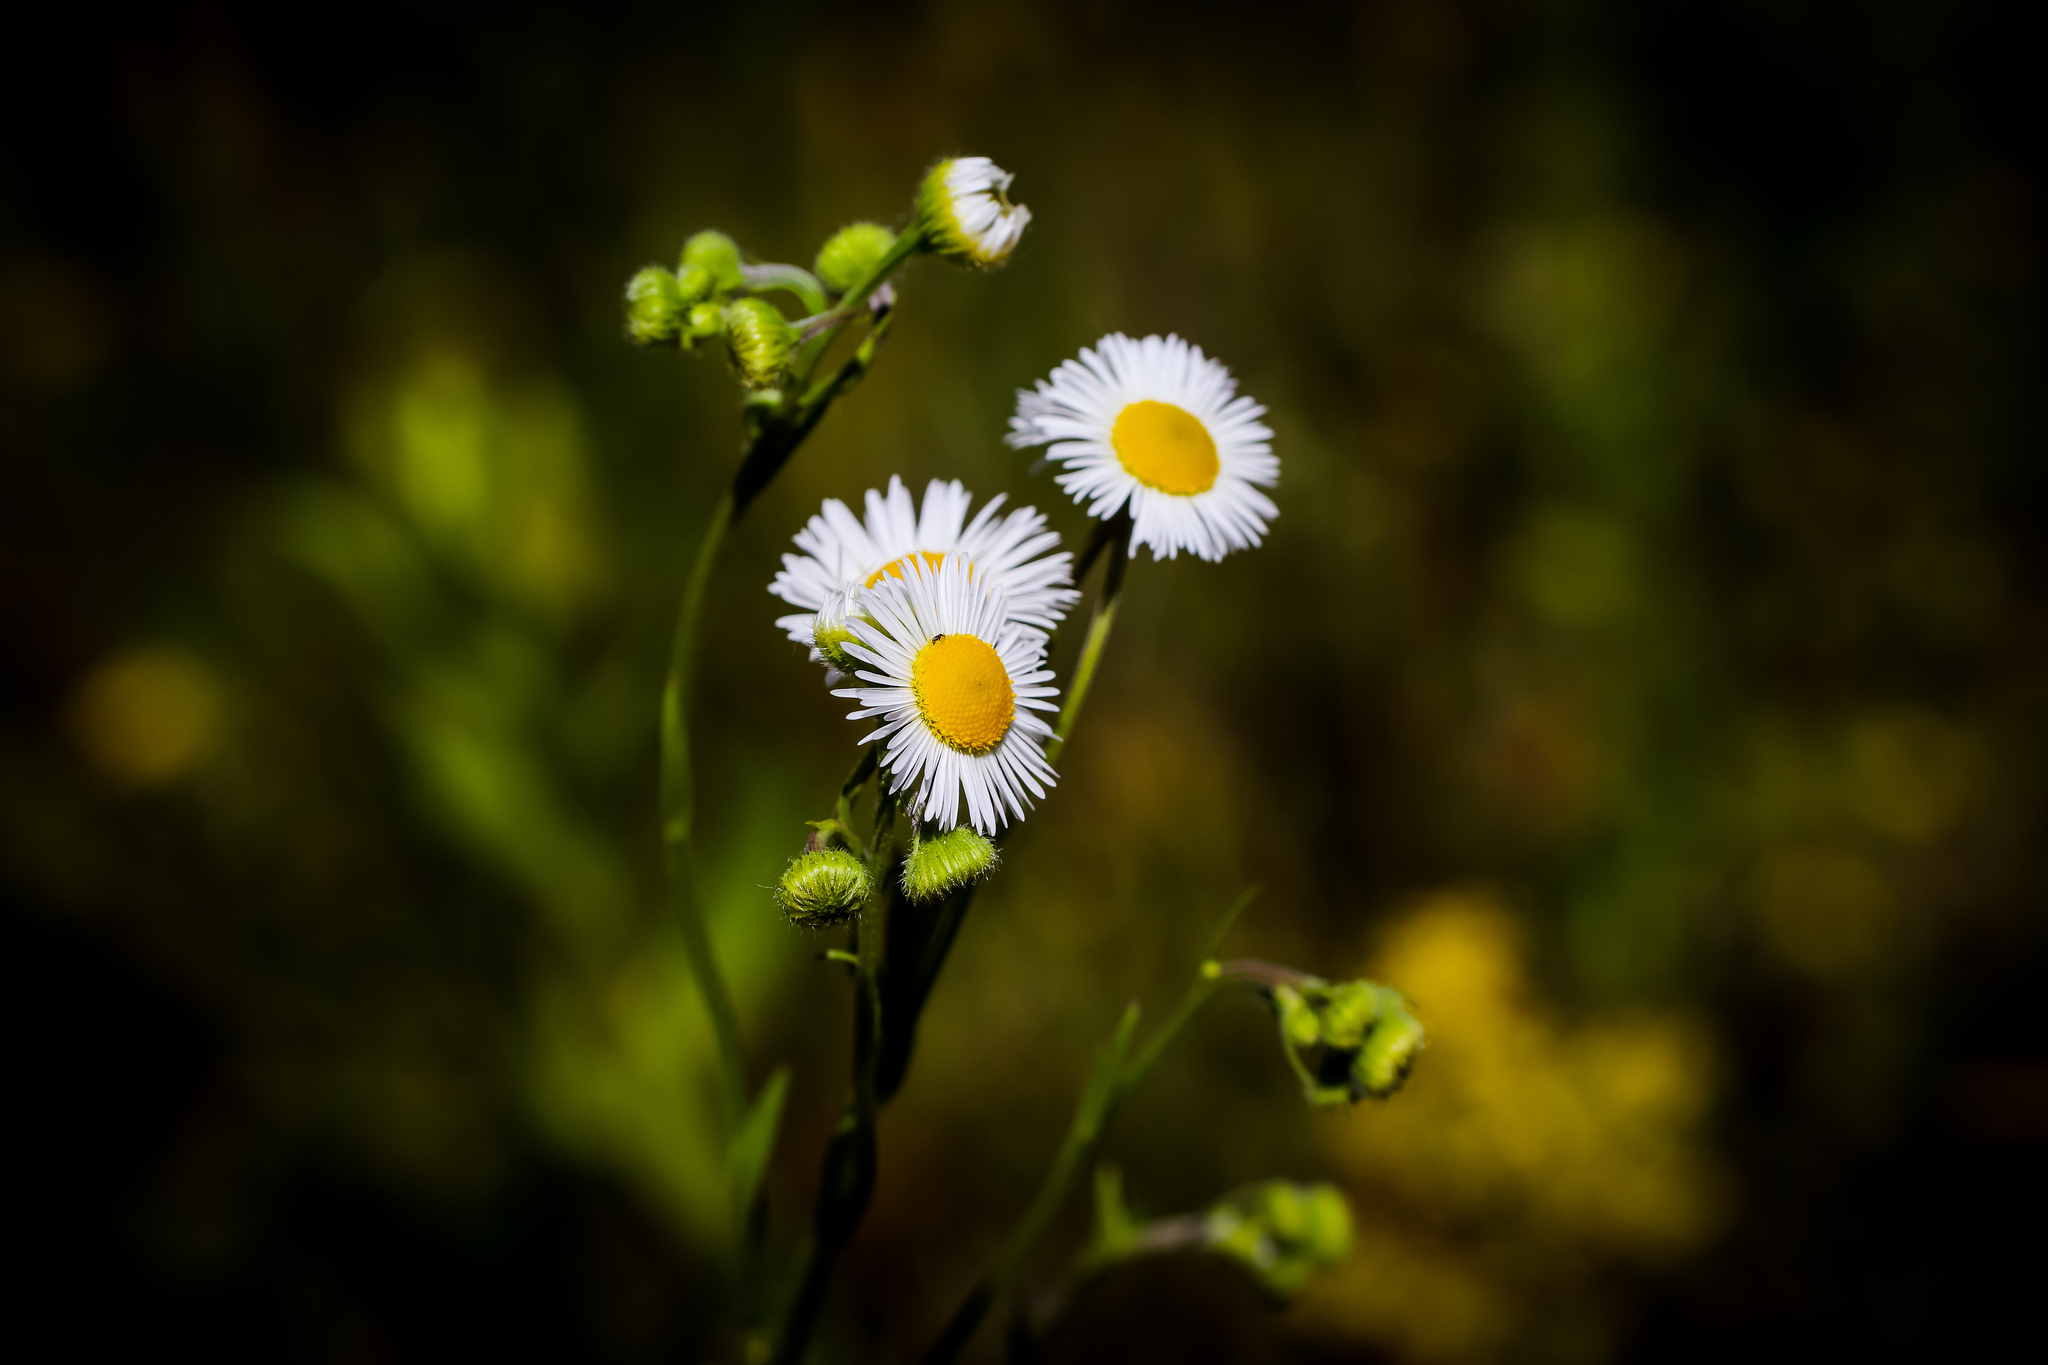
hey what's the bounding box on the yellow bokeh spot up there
[70,648,221,786]
[1301,889,1722,1362]
[1111,400,1219,496]
[911,634,1014,754]
[864,550,949,588]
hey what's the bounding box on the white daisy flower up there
[915,156,1032,268]
[770,475,1079,666]
[1007,333,1278,562]
[834,557,1059,835]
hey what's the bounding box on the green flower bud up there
[681,301,725,352]
[675,262,714,304]
[1352,994,1425,1099]
[776,848,872,928]
[1204,1181,1352,1303]
[901,826,999,902]
[1270,978,1424,1106]
[913,156,1031,268]
[1299,1185,1354,1265]
[813,222,898,296]
[681,229,745,294]
[722,297,795,388]
[623,267,685,346]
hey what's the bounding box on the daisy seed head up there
[681,229,745,294]
[776,847,873,928]
[623,267,685,346]
[914,157,1032,269]
[723,297,796,387]
[902,826,1000,902]
[1009,333,1279,562]
[814,222,899,296]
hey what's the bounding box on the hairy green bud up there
[813,222,898,296]
[623,267,685,346]
[723,297,795,387]
[776,848,872,928]
[675,262,714,304]
[681,230,745,294]
[901,826,999,902]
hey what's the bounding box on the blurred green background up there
[4,2,2044,1360]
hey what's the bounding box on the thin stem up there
[921,887,1258,1365]
[1045,511,1132,767]
[661,489,747,1126]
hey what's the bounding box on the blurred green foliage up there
[3,2,2043,1361]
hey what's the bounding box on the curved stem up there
[1045,511,1132,767]
[662,490,747,1126]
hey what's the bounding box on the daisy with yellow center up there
[834,557,1059,835]
[1007,333,1278,562]
[771,475,1079,672]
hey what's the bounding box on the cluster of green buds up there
[623,158,1032,391]
[901,826,999,902]
[1083,1167,1350,1305]
[1200,1181,1353,1302]
[1268,976,1425,1106]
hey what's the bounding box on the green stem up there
[920,888,1258,1365]
[771,794,897,1365]
[662,489,747,1126]
[1045,511,1132,767]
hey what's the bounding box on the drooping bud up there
[776,848,873,928]
[912,157,1031,268]
[901,826,999,901]
[813,222,899,296]
[623,267,686,346]
[681,230,746,295]
[1203,1181,1353,1302]
[1269,977,1424,1106]
[723,297,795,388]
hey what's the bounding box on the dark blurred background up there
[3,1,2043,1360]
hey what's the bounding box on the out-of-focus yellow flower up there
[1300,890,1724,1362]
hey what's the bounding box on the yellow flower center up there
[911,634,1014,755]
[1111,400,1219,496]
[865,550,950,588]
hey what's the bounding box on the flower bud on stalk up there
[681,229,745,294]
[1270,978,1424,1106]
[777,848,873,928]
[913,156,1031,268]
[723,297,796,387]
[813,222,899,296]
[1204,1181,1353,1302]
[901,826,999,901]
[623,267,685,345]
